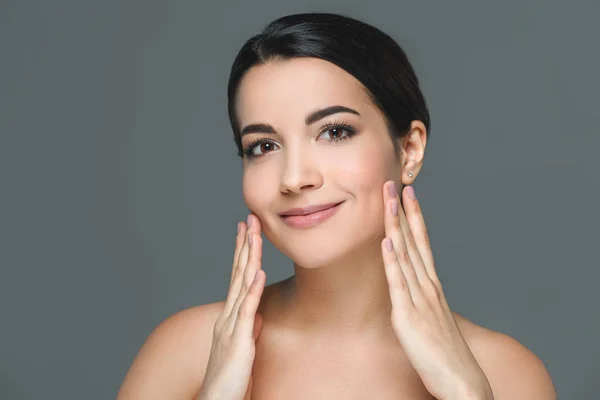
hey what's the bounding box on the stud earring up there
[408,171,413,178]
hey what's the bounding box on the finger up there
[225,214,262,317]
[228,232,263,333]
[230,221,247,285]
[242,232,263,292]
[241,215,263,291]
[224,229,252,317]
[233,269,266,340]
[236,217,253,273]
[381,237,413,310]
[252,313,264,341]
[394,186,431,288]
[402,186,442,291]
[248,213,262,235]
[235,214,262,275]
[384,183,421,298]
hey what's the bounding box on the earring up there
[408,171,413,178]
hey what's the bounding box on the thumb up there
[253,313,264,341]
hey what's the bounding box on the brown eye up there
[318,125,355,142]
[258,142,275,154]
[327,127,344,140]
[245,139,279,157]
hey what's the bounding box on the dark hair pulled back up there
[227,12,430,158]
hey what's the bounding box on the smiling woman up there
[117,12,556,400]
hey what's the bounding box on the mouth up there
[279,201,344,229]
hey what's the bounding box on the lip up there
[279,201,344,229]
[279,202,343,217]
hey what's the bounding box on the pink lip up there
[279,202,342,217]
[279,201,344,229]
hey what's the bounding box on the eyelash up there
[242,120,358,158]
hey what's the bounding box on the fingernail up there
[237,222,241,233]
[385,237,393,251]
[247,214,252,228]
[406,186,416,200]
[253,270,260,283]
[248,232,253,246]
[387,182,397,198]
[391,200,398,216]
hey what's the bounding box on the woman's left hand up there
[381,181,494,400]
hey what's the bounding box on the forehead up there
[235,57,374,126]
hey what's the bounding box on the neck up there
[275,237,395,340]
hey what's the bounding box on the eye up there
[320,126,350,141]
[243,139,279,158]
[318,121,357,143]
[242,121,358,159]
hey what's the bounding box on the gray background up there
[1,0,598,399]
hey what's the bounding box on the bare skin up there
[117,276,554,399]
[250,277,440,399]
[117,57,556,399]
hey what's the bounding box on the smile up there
[279,201,344,229]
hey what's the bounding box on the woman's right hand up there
[197,214,266,400]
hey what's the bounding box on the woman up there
[118,12,556,400]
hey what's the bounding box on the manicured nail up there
[247,214,252,228]
[406,186,416,200]
[385,237,393,251]
[391,199,398,216]
[387,182,397,198]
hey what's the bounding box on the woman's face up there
[236,57,403,268]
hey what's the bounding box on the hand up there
[198,214,266,400]
[381,181,494,400]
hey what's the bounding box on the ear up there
[399,120,427,186]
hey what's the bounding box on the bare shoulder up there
[453,312,557,400]
[117,301,225,400]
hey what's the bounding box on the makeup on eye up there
[241,120,359,158]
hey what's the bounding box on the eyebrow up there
[239,105,361,137]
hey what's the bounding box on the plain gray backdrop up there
[1,0,598,399]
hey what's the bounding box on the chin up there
[273,231,374,270]
[262,228,344,269]
[285,248,349,269]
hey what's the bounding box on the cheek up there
[242,164,277,215]
[242,171,260,212]
[331,139,395,232]
[326,138,393,194]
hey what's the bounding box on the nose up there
[279,145,323,195]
